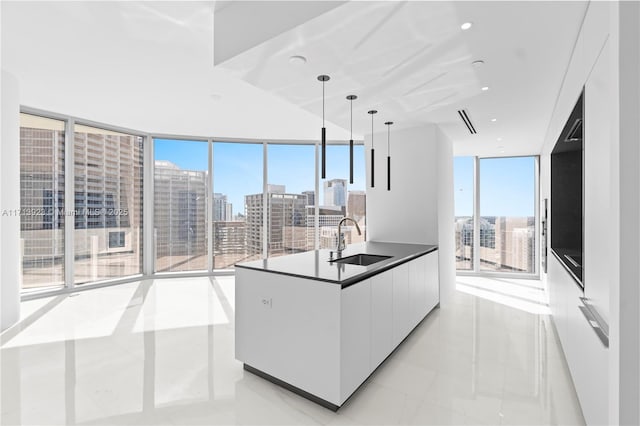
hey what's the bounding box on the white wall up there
[610,2,640,424]
[436,127,455,306]
[1,70,21,331]
[540,1,640,424]
[364,123,455,305]
[541,3,610,423]
[365,124,437,244]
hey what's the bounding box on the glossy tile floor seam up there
[1,276,585,425]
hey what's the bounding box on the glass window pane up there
[322,145,367,249]
[73,125,144,283]
[213,142,263,269]
[479,157,536,273]
[154,139,208,272]
[267,144,315,258]
[454,156,474,271]
[20,113,65,291]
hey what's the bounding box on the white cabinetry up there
[425,250,440,315]
[236,249,440,409]
[409,255,427,326]
[409,251,440,329]
[584,39,610,323]
[392,263,410,346]
[547,37,611,426]
[235,267,341,404]
[371,270,393,368]
[548,255,608,426]
[340,279,372,401]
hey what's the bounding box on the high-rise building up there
[213,221,247,268]
[19,119,66,287]
[324,179,347,207]
[267,184,285,194]
[306,206,343,249]
[245,186,308,256]
[347,190,366,222]
[153,160,207,269]
[19,117,146,286]
[266,191,307,253]
[455,216,534,273]
[214,192,233,221]
[302,190,315,207]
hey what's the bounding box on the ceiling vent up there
[457,109,477,134]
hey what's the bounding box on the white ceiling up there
[2,1,588,156]
[0,1,352,141]
[216,1,589,156]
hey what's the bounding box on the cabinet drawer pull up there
[578,297,609,348]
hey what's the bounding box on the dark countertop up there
[235,241,438,288]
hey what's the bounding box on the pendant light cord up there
[322,81,325,126]
[388,125,390,153]
[350,100,353,140]
[371,113,374,147]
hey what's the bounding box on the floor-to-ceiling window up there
[479,157,536,273]
[17,107,368,294]
[19,113,66,291]
[455,156,538,276]
[454,156,474,271]
[154,139,208,273]
[73,125,144,284]
[212,142,263,268]
[267,144,316,257]
[321,145,367,248]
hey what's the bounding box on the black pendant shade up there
[347,95,357,184]
[318,75,330,179]
[385,121,393,191]
[368,110,377,188]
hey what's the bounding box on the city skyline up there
[154,139,367,214]
[156,141,535,218]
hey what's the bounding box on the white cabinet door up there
[392,263,410,346]
[424,251,439,315]
[371,270,393,368]
[584,39,610,323]
[409,255,427,327]
[340,279,372,403]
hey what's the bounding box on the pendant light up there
[318,75,330,179]
[385,121,393,191]
[368,109,378,187]
[346,95,357,184]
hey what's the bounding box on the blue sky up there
[155,139,534,218]
[454,156,535,217]
[154,139,366,214]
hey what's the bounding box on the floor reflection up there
[1,276,584,425]
[456,275,550,315]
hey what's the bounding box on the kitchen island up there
[235,241,439,410]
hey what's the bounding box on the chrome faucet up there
[336,217,362,258]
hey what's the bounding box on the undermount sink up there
[331,254,392,266]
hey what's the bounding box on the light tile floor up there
[1,276,585,425]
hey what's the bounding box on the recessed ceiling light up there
[491,118,497,122]
[472,60,484,67]
[481,86,489,91]
[497,137,503,141]
[461,22,473,30]
[289,55,307,65]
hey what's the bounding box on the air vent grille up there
[457,109,477,134]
